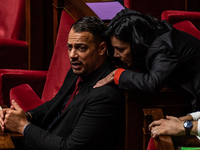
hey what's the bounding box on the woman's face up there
[110,36,132,67]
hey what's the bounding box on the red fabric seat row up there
[1,9,200,112]
[161,10,200,30]
[3,10,75,111]
[0,0,28,69]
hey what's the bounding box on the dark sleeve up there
[27,88,65,125]
[118,52,178,92]
[24,86,125,150]
[28,68,76,125]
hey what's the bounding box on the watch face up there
[183,121,193,129]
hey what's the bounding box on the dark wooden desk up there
[0,129,15,150]
[0,105,23,150]
[125,88,192,150]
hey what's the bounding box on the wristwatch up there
[183,120,193,135]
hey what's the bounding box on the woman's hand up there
[93,69,117,88]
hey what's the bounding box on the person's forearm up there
[178,111,200,121]
[179,115,193,121]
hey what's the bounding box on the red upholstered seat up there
[147,138,157,150]
[0,0,28,69]
[0,10,75,111]
[124,0,185,19]
[173,20,200,39]
[0,69,47,107]
[161,10,200,30]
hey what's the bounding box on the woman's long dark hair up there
[106,8,168,69]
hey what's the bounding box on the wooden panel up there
[0,136,15,150]
[0,123,15,150]
[53,0,112,47]
[0,130,24,150]
[156,136,175,150]
[26,0,54,70]
[53,0,116,45]
[25,0,44,70]
[53,0,64,46]
[43,0,54,70]
[143,108,164,139]
[64,0,116,21]
[64,0,98,21]
[143,108,174,150]
[125,88,192,150]
[186,0,200,11]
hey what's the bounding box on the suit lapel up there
[46,60,115,130]
[41,69,78,128]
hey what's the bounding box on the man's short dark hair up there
[71,16,106,42]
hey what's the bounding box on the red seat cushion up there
[161,10,200,31]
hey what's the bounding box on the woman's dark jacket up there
[119,21,200,111]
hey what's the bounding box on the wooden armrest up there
[0,129,15,150]
[156,135,174,150]
[143,108,164,134]
[143,108,174,150]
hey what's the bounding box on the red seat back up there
[124,0,185,19]
[0,0,25,40]
[173,20,200,39]
[161,10,200,31]
[41,11,75,102]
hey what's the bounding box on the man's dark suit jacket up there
[24,60,125,150]
[118,21,200,111]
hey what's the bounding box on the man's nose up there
[69,49,78,58]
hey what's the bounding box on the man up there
[0,16,125,150]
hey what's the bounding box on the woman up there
[94,8,200,111]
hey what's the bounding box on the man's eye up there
[79,46,87,51]
[67,45,72,51]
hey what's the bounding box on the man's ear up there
[99,41,107,55]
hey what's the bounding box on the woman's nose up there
[114,50,120,58]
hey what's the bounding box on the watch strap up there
[185,129,190,135]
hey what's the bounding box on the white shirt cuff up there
[22,122,30,135]
[189,111,200,121]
